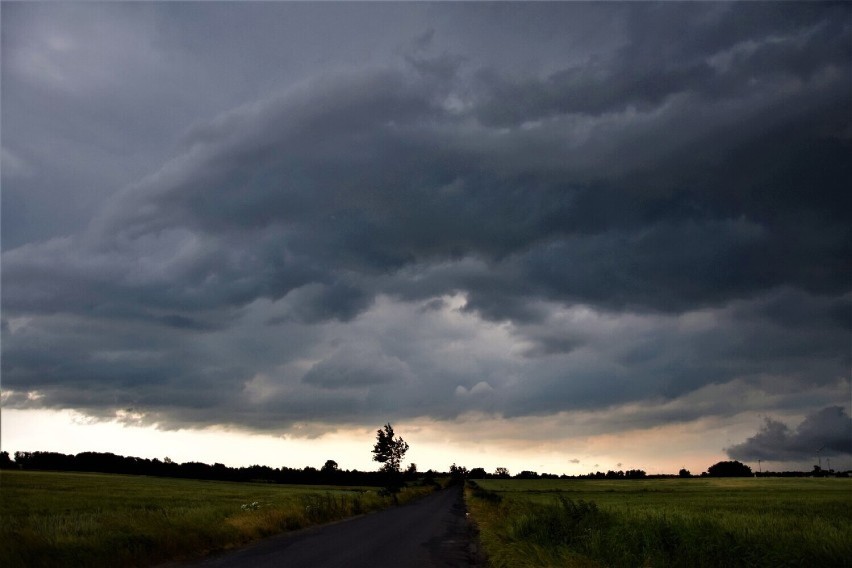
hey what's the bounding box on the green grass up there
[0,469,433,567]
[467,478,852,568]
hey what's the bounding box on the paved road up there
[177,486,473,568]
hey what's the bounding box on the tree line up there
[0,450,649,483]
[4,422,844,485]
[4,450,839,482]
[0,450,426,486]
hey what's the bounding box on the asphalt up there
[173,485,474,568]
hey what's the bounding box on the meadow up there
[467,477,852,568]
[0,469,432,567]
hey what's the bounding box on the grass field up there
[0,469,432,567]
[467,477,852,568]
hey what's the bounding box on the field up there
[467,477,852,568]
[0,469,432,567]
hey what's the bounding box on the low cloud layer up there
[727,407,852,462]
[2,3,850,444]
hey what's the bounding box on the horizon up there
[8,420,847,477]
[9,441,845,477]
[4,406,847,476]
[2,3,851,477]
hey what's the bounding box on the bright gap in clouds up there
[2,408,377,471]
[2,407,775,475]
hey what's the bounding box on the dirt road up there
[177,486,473,567]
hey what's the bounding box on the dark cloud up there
[727,407,852,462]
[473,3,851,125]
[265,281,373,325]
[2,3,850,435]
[302,347,415,390]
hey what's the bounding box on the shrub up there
[707,460,752,477]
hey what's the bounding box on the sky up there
[2,2,851,476]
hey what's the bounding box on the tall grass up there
[467,478,852,568]
[0,470,432,567]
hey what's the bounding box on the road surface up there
[175,486,474,568]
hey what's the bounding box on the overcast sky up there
[2,2,850,474]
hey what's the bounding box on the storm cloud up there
[2,3,850,441]
[727,406,852,462]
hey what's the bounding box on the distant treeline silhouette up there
[1,451,404,485]
[1,451,842,481]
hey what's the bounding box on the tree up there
[449,463,468,484]
[372,423,409,473]
[372,423,409,498]
[494,467,510,478]
[707,460,752,477]
[405,462,418,480]
[516,470,540,479]
[679,468,692,478]
[469,467,487,479]
[322,459,339,473]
